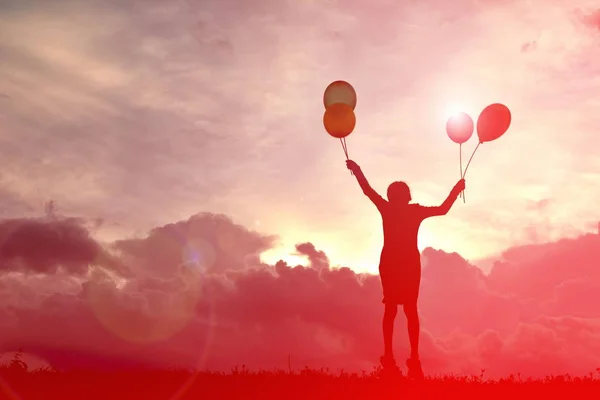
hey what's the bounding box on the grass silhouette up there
[1,353,600,399]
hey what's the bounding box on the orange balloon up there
[323,81,357,110]
[323,103,356,138]
[446,112,474,144]
[477,103,511,143]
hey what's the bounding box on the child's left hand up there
[454,179,466,193]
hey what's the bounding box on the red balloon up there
[323,81,357,110]
[477,103,511,143]
[446,112,474,144]
[323,103,356,138]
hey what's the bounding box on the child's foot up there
[406,358,424,380]
[380,355,396,368]
[380,355,401,375]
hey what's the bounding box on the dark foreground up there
[1,365,600,400]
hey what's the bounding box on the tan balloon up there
[323,80,357,110]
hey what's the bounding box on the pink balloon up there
[446,112,474,144]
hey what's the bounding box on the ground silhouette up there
[1,360,599,400]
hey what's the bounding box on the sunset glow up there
[260,249,309,268]
[2,0,600,386]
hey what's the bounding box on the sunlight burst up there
[443,102,467,121]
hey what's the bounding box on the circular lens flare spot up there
[85,266,202,344]
[181,238,216,273]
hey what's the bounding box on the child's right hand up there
[346,160,360,172]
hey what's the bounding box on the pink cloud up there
[0,216,127,276]
[0,212,598,380]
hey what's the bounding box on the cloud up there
[580,8,600,31]
[295,242,330,272]
[0,216,127,276]
[521,40,538,53]
[113,212,276,276]
[0,211,599,381]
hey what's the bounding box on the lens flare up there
[181,238,216,273]
[85,261,203,345]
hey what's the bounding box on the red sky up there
[1,0,600,381]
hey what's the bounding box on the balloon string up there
[340,137,349,159]
[459,143,463,179]
[460,143,465,203]
[340,138,353,176]
[462,141,481,180]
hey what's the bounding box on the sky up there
[2,0,600,271]
[1,0,600,388]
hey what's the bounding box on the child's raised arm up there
[346,160,387,210]
[418,179,465,219]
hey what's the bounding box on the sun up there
[443,102,467,121]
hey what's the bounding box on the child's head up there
[387,181,411,204]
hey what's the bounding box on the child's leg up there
[383,303,398,358]
[403,302,420,360]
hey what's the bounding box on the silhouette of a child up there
[346,159,465,379]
